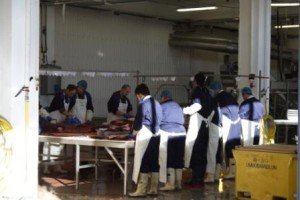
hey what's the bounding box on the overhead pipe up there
[169,39,238,53]
[170,34,238,44]
[169,38,294,60]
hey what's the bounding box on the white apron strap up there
[184,113,204,168]
[158,130,186,183]
[241,119,259,146]
[132,125,153,183]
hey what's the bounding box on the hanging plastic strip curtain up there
[39,70,131,77]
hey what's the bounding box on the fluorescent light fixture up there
[274,24,300,28]
[271,3,300,7]
[177,6,218,12]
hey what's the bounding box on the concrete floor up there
[39,166,236,200]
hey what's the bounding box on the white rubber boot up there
[214,164,222,181]
[175,169,183,190]
[160,168,175,191]
[147,172,159,196]
[129,173,148,197]
[223,159,235,179]
[204,173,215,183]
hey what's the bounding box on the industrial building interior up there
[0,0,299,200]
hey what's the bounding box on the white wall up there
[48,6,222,117]
[0,0,39,198]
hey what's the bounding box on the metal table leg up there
[124,145,128,195]
[95,147,98,180]
[75,144,80,190]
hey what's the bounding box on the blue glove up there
[65,116,81,125]
[123,113,130,119]
[128,133,136,140]
[46,116,52,122]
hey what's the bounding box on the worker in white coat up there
[129,84,163,197]
[69,80,94,124]
[239,87,264,146]
[183,72,213,188]
[209,81,242,180]
[158,90,186,191]
[107,84,133,123]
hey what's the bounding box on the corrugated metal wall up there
[52,6,221,117]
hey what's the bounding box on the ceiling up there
[40,0,299,37]
[40,0,298,21]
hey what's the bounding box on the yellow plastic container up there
[233,145,297,200]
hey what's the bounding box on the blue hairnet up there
[77,80,87,90]
[160,90,173,99]
[241,87,252,95]
[210,81,223,90]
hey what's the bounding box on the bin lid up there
[235,144,297,154]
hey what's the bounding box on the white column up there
[0,0,39,198]
[238,0,271,112]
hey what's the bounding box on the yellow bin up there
[233,145,297,200]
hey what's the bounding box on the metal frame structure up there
[39,135,135,195]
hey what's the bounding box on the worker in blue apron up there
[183,72,213,188]
[107,84,133,123]
[204,83,222,183]
[158,90,186,191]
[69,80,94,124]
[210,81,242,179]
[239,87,264,146]
[129,84,163,197]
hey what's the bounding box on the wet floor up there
[39,166,236,200]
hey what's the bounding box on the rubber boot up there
[129,173,148,197]
[160,168,175,191]
[223,159,235,179]
[147,172,159,196]
[175,169,183,190]
[214,164,222,181]
[204,173,215,183]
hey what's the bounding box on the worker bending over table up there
[158,90,186,191]
[129,84,162,197]
[107,84,134,123]
[69,80,94,124]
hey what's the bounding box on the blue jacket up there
[160,100,185,133]
[191,87,213,118]
[107,91,132,114]
[49,91,75,112]
[133,96,162,133]
[239,96,264,122]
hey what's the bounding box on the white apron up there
[206,123,221,174]
[222,115,241,160]
[45,99,69,161]
[132,125,154,183]
[184,113,206,168]
[241,119,259,146]
[72,95,87,124]
[159,130,186,183]
[107,99,128,123]
[49,100,70,124]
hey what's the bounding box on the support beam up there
[238,0,271,112]
[0,0,39,198]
